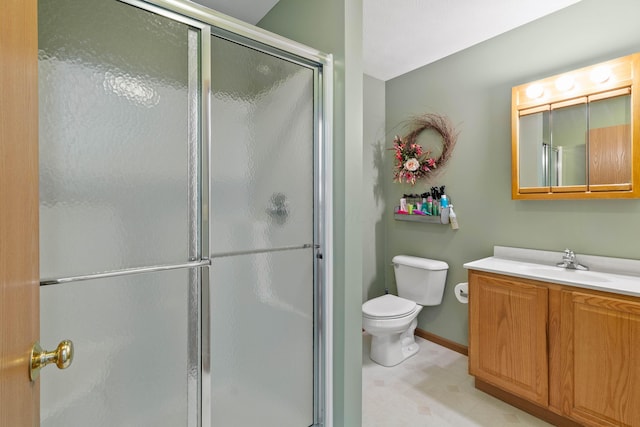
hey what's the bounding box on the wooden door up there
[0,0,40,425]
[469,271,549,406]
[561,290,640,426]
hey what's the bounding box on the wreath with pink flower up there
[391,113,458,185]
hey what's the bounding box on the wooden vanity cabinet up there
[468,272,549,406]
[560,290,640,426]
[469,270,640,427]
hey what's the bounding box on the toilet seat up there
[362,294,417,320]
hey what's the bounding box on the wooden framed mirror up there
[512,53,640,200]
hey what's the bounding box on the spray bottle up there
[449,204,459,230]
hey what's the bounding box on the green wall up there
[362,74,386,302]
[259,2,363,426]
[383,0,640,346]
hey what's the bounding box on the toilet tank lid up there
[392,255,448,271]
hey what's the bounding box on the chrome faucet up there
[557,249,589,271]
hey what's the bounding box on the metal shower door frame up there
[118,1,334,426]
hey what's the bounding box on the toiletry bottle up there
[400,197,407,212]
[426,196,433,215]
[440,194,449,209]
[431,187,440,216]
[449,204,459,229]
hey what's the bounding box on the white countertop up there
[463,246,640,298]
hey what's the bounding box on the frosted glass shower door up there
[209,35,317,426]
[38,0,205,426]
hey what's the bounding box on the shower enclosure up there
[37,0,333,426]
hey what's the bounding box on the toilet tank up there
[392,255,449,306]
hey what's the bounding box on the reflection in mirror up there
[547,141,559,187]
[551,102,587,187]
[519,111,550,187]
[588,94,631,186]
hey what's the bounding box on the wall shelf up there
[394,207,450,224]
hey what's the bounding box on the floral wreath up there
[391,113,458,185]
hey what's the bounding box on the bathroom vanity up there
[465,247,640,427]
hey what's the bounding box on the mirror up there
[551,101,588,190]
[589,94,632,187]
[518,110,550,188]
[512,53,639,199]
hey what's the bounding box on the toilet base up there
[369,318,419,367]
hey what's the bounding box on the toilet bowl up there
[362,294,422,366]
[362,255,449,367]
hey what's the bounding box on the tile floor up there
[362,333,552,427]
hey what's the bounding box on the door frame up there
[0,0,40,424]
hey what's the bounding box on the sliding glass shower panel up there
[40,269,191,427]
[210,251,314,426]
[210,35,314,254]
[39,0,198,278]
[39,0,203,426]
[209,34,317,426]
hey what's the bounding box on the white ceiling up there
[192,0,582,81]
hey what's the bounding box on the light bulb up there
[590,66,611,84]
[555,75,574,92]
[526,84,544,99]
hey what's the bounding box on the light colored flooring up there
[362,333,552,427]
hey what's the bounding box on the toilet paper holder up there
[454,282,468,304]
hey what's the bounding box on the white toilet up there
[362,255,449,367]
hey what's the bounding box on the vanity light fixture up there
[555,75,575,92]
[526,83,544,99]
[590,66,611,84]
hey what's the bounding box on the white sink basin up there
[519,266,611,283]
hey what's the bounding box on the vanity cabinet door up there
[560,290,640,427]
[469,272,549,406]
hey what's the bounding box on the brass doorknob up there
[30,340,74,381]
